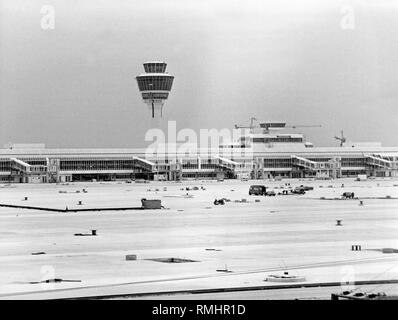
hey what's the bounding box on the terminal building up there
[1,121,398,183]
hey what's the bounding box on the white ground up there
[0,178,397,299]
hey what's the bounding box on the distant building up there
[0,121,397,183]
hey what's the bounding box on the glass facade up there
[20,158,47,166]
[264,158,292,168]
[142,92,169,100]
[182,160,198,170]
[143,62,167,73]
[137,76,174,91]
[201,163,219,169]
[341,157,366,167]
[263,156,368,169]
[0,152,396,182]
[182,173,217,178]
[0,159,11,172]
[307,158,332,162]
[253,137,303,143]
[30,166,47,173]
[59,158,152,172]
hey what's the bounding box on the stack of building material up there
[141,198,162,209]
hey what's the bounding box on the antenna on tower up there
[136,61,174,118]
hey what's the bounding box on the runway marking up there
[1,255,397,299]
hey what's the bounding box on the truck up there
[249,185,267,196]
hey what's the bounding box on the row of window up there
[143,63,167,73]
[264,157,369,168]
[181,163,231,170]
[201,164,221,169]
[182,159,220,164]
[182,173,217,178]
[252,138,303,143]
[307,158,332,162]
[182,164,199,169]
[342,170,366,176]
[30,166,47,172]
[20,158,47,166]
[0,160,11,172]
[59,159,151,171]
[141,92,169,100]
[264,159,292,168]
[137,76,174,91]
[341,158,366,167]
[0,156,392,173]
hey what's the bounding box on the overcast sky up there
[1,0,397,148]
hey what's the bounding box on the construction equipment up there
[285,124,322,129]
[234,117,257,131]
[335,130,346,147]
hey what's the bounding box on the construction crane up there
[234,117,258,131]
[285,124,322,129]
[335,130,346,147]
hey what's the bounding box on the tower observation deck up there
[136,61,174,118]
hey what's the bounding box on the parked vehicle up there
[300,185,314,191]
[342,192,355,199]
[266,190,276,196]
[249,185,267,195]
[291,187,306,194]
[135,179,149,183]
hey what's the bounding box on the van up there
[249,185,267,195]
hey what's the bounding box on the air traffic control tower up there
[136,61,174,118]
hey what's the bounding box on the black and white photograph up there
[0,0,397,308]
